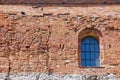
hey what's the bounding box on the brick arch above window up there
[78,28,104,67]
[78,27,102,41]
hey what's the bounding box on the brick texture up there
[0,3,120,77]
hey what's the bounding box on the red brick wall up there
[0,4,120,75]
[0,0,120,4]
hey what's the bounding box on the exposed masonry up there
[0,3,120,80]
[0,73,120,80]
[1,4,120,17]
[0,11,120,73]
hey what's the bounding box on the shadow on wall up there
[0,0,120,7]
[0,0,120,4]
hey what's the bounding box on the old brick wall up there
[0,3,120,79]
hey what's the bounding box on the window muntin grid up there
[81,36,100,67]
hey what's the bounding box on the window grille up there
[81,36,100,67]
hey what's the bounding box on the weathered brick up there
[0,2,120,79]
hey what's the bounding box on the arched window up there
[81,36,100,67]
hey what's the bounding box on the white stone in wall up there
[0,73,8,80]
[0,73,119,80]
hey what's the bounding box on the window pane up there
[85,38,89,43]
[81,36,100,67]
[94,40,98,44]
[81,53,85,59]
[91,61,95,66]
[81,44,85,51]
[82,60,86,66]
[86,53,90,59]
[90,37,94,43]
[95,45,99,51]
[90,45,94,51]
[95,52,99,59]
[91,53,95,60]
[86,60,90,66]
[85,44,89,51]
[82,39,85,43]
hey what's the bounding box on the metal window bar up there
[81,36,100,67]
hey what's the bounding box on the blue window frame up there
[81,36,100,67]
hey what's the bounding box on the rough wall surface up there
[1,0,120,4]
[0,3,120,80]
[0,73,120,80]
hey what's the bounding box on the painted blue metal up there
[81,36,100,67]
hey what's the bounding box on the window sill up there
[79,66,105,68]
